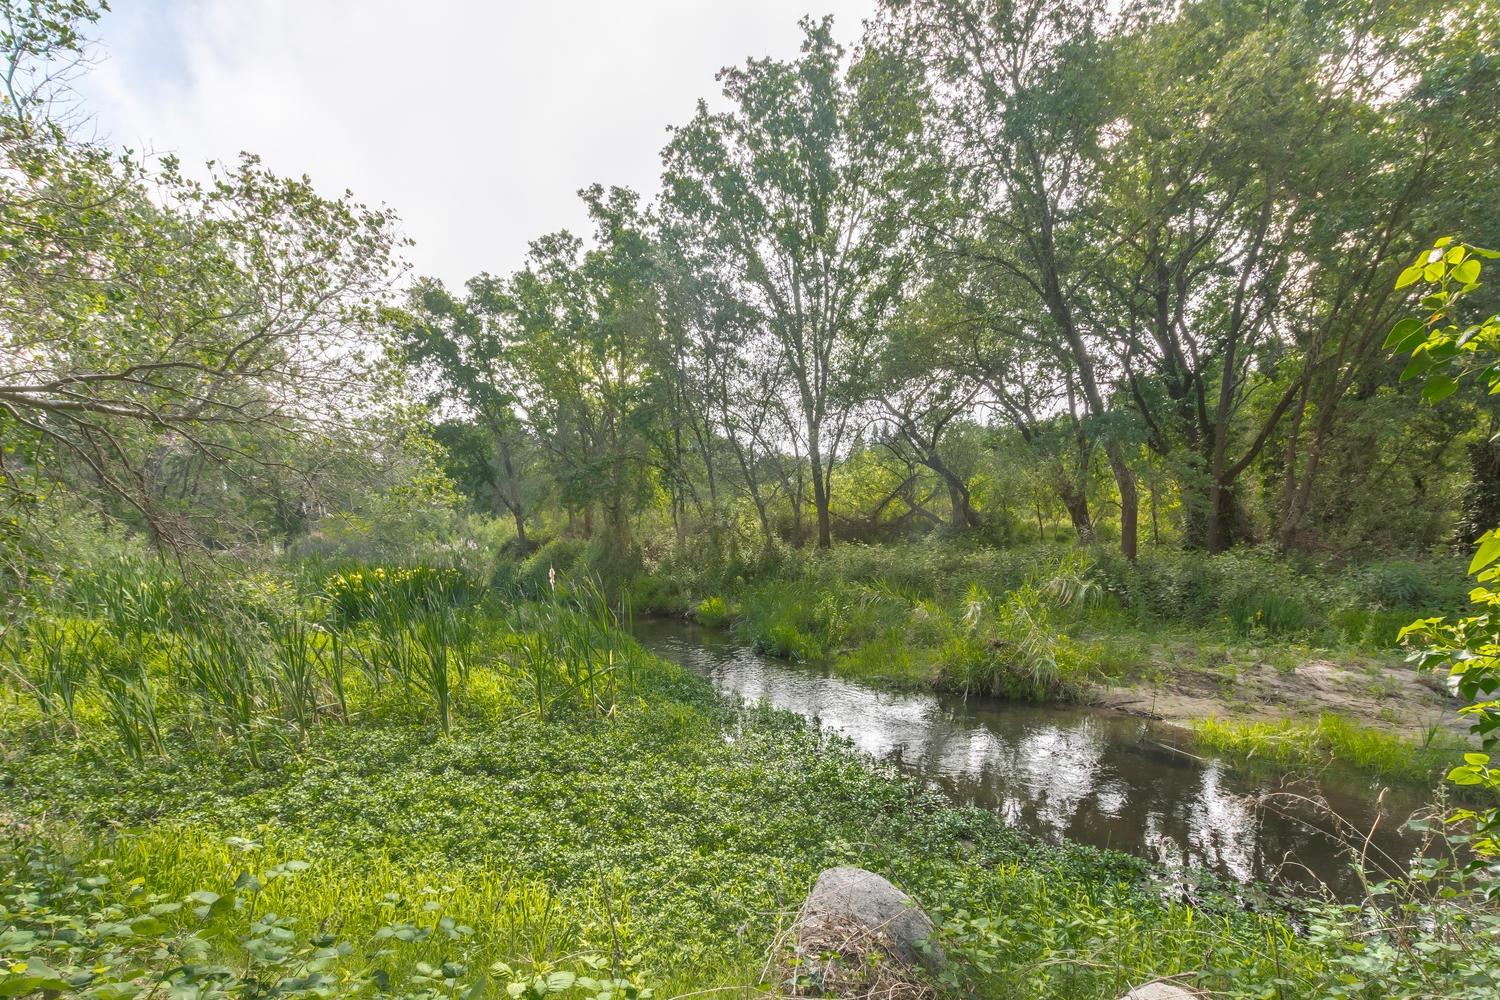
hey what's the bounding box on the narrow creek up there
[634,618,1434,902]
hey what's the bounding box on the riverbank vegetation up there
[0,551,1312,998]
[4,0,1500,996]
[1,549,1495,999]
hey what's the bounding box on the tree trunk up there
[1058,483,1093,541]
[1031,183,1138,560]
[807,423,833,549]
[810,464,833,549]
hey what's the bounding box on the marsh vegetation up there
[4,0,1500,998]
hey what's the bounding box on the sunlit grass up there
[1192,714,1458,782]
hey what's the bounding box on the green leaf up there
[128,915,167,936]
[1421,374,1458,403]
[1395,264,1424,289]
[1464,752,1492,766]
[1383,317,1425,350]
[1454,259,1481,284]
[1471,534,1500,575]
[1398,354,1433,382]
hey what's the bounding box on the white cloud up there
[76,0,876,289]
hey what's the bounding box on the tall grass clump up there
[0,556,514,763]
[942,582,1095,700]
[0,616,99,733]
[510,578,639,720]
[1193,714,1456,782]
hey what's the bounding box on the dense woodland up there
[3,0,1496,570]
[4,1,1500,999]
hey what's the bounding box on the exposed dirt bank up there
[1094,650,1462,738]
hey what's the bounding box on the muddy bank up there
[1094,645,1461,739]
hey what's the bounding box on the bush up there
[694,596,731,629]
[512,538,591,597]
[1342,556,1469,612]
[940,584,1095,700]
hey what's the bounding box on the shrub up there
[941,584,1095,700]
[694,596,731,629]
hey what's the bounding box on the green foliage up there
[1305,824,1500,1000]
[942,583,1096,700]
[692,596,730,629]
[324,566,475,623]
[1192,715,1456,783]
[0,837,647,1000]
[1390,238,1500,864]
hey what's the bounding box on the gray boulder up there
[1120,982,1201,1000]
[792,866,942,970]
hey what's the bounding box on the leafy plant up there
[1390,238,1500,863]
[693,596,730,629]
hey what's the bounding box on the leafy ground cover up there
[3,554,1496,999]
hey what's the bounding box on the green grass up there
[692,595,730,629]
[1192,714,1458,783]
[4,552,1493,1000]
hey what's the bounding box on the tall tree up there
[662,17,934,547]
[887,0,1142,558]
[507,187,663,556]
[394,280,540,550]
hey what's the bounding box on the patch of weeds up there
[1193,714,1455,782]
[694,595,731,629]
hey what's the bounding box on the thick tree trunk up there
[1058,483,1093,541]
[1036,296,1137,557]
[941,469,979,532]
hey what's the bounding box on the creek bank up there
[636,617,1435,901]
[666,604,1462,767]
[1092,647,1460,742]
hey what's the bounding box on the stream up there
[634,618,1434,902]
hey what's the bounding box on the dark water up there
[634,619,1435,901]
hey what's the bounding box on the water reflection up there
[634,620,1429,900]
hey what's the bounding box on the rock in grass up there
[1120,982,1202,1000]
[792,866,942,971]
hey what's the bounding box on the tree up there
[887,0,1143,558]
[1094,0,1497,552]
[507,187,663,557]
[394,280,541,550]
[662,17,934,548]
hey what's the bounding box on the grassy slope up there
[2,622,1318,999]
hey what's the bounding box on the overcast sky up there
[76,0,876,289]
